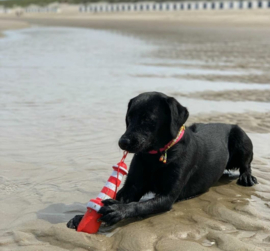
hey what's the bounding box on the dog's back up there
[179,122,256,200]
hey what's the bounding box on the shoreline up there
[1,9,270,25]
[0,19,30,38]
[1,13,270,93]
[1,9,270,39]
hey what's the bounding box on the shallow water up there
[0,26,270,251]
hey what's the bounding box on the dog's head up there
[118,92,189,153]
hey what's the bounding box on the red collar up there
[148,125,185,163]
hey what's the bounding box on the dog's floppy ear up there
[166,97,189,138]
[125,98,134,127]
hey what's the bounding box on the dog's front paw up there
[99,200,126,226]
[102,199,121,206]
[237,173,258,187]
[67,215,84,230]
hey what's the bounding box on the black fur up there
[67,92,257,229]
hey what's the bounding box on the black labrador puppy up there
[67,92,257,229]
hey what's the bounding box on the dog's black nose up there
[119,137,131,150]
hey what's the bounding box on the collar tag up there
[149,125,185,163]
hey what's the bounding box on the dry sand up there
[0,12,270,251]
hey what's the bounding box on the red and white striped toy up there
[77,151,128,234]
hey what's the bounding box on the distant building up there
[0,5,10,14]
[79,0,270,13]
[24,3,61,13]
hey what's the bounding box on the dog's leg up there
[115,156,147,203]
[227,125,258,186]
[67,215,84,230]
[99,188,181,226]
[99,194,175,226]
[99,171,186,226]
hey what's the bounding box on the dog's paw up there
[67,215,84,230]
[99,202,126,226]
[102,199,121,206]
[237,173,258,187]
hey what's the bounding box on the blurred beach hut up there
[80,0,270,13]
[24,2,61,13]
[0,6,11,14]
[0,6,6,14]
[25,4,39,13]
[47,2,61,13]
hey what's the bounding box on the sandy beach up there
[175,90,270,103]
[0,11,270,251]
[0,19,29,37]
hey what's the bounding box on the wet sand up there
[0,13,270,251]
[13,11,270,85]
[188,111,270,133]
[0,19,29,37]
[175,90,270,103]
